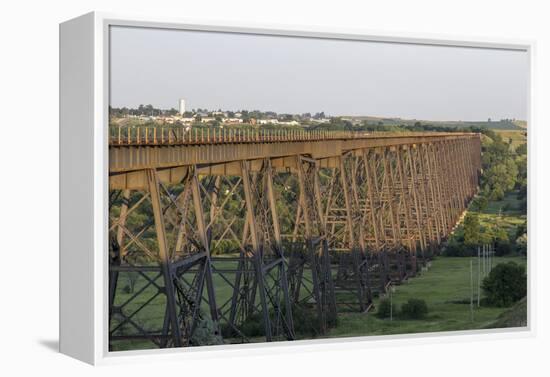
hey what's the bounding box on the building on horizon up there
[178,98,186,115]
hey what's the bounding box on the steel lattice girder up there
[108,168,219,349]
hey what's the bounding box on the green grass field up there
[494,129,527,149]
[110,255,526,350]
[324,256,526,339]
[472,190,526,241]
[111,184,528,351]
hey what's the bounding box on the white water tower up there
[178,98,186,115]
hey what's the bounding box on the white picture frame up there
[59,11,534,365]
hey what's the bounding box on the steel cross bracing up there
[108,131,481,349]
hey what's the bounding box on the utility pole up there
[390,285,393,321]
[477,246,481,307]
[470,258,474,322]
[489,244,495,272]
[482,244,486,277]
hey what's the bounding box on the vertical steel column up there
[460,139,472,203]
[452,140,467,209]
[146,168,182,347]
[381,148,400,248]
[363,149,382,252]
[174,184,192,253]
[424,143,447,238]
[109,189,129,318]
[396,148,415,250]
[241,161,272,341]
[405,146,427,254]
[295,155,336,332]
[191,171,219,326]
[386,148,407,280]
[381,148,403,282]
[440,141,461,225]
[466,138,475,195]
[411,145,437,249]
[349,155,373,305]
[265,161,295,338]
[338,155,368,311]
[115,189,130,249]
[364,149,389,291]
[396,147,417,275]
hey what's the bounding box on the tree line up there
[445,129,527,257]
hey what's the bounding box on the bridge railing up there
[108,126,476,146]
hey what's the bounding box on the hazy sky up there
[110,26,529,121]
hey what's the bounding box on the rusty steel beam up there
[109,133,480,174]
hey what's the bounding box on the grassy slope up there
[351,116,523,130]
[324,256,526,339]
[476,190,526,241]
[513,120,528,129]
[485,297,527,329]
[494,129,528,149]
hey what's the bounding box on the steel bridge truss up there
[108,135,481,349]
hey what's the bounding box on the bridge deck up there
[109,131,479,174]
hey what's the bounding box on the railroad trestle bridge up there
[108,129,481,350]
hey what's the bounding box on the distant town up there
[110,98,336,128]
[109,98,526,131]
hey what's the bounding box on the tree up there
[515,157,527,197]
[515,222,527,239]
[479,223,495,245]
[516,233,527,256]
[484,159,518,200]
[482,262,526,307]
[463,213,481,245]
[515,143,527,156]
[166,107,178,116]
[471,195,488,212]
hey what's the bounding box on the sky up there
[110,26,529,121]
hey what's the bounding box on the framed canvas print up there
[59,12,532,365]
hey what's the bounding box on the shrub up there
[443,239,476,257]
[515,234,527,256]
[239,313,265,337]
[471,196,488,212]
[515,143,527,156]
[292,304,324,337]
[401,299,428,319]
[463,213,481,246]
[376,298,397,319]
[221,304,330,339]
[482,262,527,307]
[220,313,265,338]
[494,240,513,256]
[190,315,223,346]
[515,222,527,239]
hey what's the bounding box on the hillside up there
[484,297,527,329]
[347,116,524,130]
